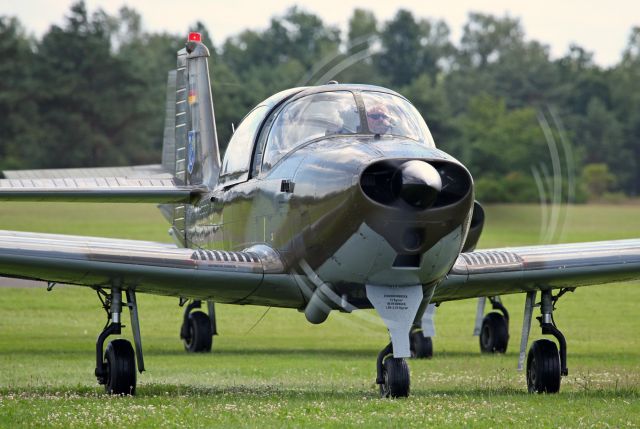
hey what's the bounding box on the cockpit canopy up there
[220,87,435,184]
[263,90,435,169]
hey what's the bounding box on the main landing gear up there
[521,289,572,394]
[179,299,217,352]
[94,287,144,395]
[479,296,510,353]
[377,343,410,398]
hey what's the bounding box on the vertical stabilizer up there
[162,33,221,247]
[175,33,221,188]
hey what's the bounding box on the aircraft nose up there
[358,157,473,256]
[394,160,442,209]
[360,158,467,211]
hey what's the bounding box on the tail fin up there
[161,33,222,247]
[173,34,221,188]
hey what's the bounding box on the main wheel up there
[104,339,136,395]
[379,357,410,398]
[479,312,509,353]
[410,329,433,359]
[526,339,561,393]
[183,311,213,353]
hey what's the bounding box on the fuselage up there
[182,84,475,312]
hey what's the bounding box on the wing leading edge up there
[434,239,640,302]
[0,230,302,307]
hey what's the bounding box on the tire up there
[526,339,561,393]
[479,312,509,353]
[183,311,213,353]
[410,329,433,359]
[104,339,136,395]
[379,357,410,398]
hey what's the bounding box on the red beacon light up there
[188,32,202,42]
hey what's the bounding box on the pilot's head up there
[366,104,393,135]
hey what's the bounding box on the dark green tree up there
[32,2,159,167]
[0,17,43,170]
[332,9,379,85]
[376,9,452,87]
[609,27,640,194]
[399,74,454,144]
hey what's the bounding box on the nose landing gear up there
[376,343,410,398]
[366,284,424,399]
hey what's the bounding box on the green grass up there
[0,203,639,427]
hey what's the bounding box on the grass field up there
[0,203,639,428]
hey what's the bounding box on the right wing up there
[434,239,640,302]
[0,230,302,307]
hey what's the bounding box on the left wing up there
[433,239,640,302]
[0,230,301,307]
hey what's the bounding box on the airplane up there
[0,32,639,398]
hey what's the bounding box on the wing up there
[433,239,640,302]
[0,230,301,307]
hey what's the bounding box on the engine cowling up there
[462,201,485,252]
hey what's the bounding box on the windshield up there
[361,92,434,146]
[262,89,436,170]
[263,91,360,169]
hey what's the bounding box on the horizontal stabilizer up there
[0,176,207,203]
[2,164,171,180]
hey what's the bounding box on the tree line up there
[1,2,639,202]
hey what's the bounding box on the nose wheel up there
[376,343,410,398]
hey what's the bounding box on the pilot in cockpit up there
[366,103,394,135]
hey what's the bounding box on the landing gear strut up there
[525,289,571,394]
[478,296,510,353]
[94,287,144,395]
[180,300,216,353]
[376,342,410,398]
